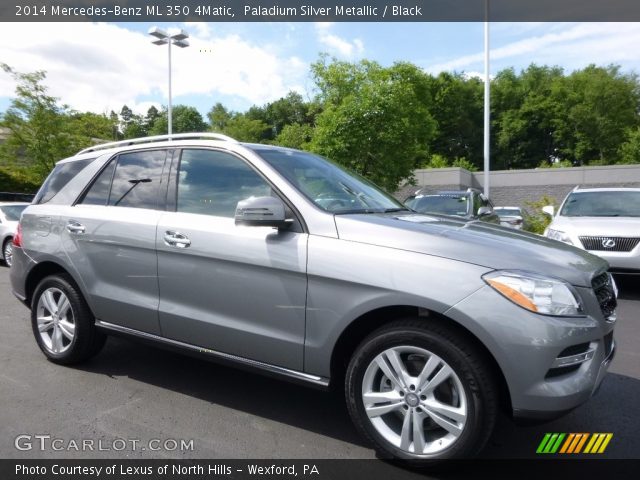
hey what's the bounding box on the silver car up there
[10,134,617,465]
[0,202,29,267]
[494,206,525,230]
[544,187,640,274]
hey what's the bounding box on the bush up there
[0,165,41,193]
[523,194,557,234]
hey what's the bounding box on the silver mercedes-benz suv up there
[10,134,617,465]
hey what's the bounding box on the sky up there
[1,21,640,118]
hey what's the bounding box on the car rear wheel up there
[2,238,13,267]
[345,319,497,465]
[31,274,106,365]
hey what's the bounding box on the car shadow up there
[613,274,640,301]
[77,336,367,448]
[482,372,640,458]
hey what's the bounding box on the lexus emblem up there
[602,238,616,248]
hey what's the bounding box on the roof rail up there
[76,132,238,155]
[572,185,581,191]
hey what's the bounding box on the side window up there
[34,158,95,204]
[108,150,167,209]
[473,194,483,215]
[177,149,271,218]
[79,159,116,206]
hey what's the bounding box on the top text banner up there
[4,0,640,22]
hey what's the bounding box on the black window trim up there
[169,147,308,234]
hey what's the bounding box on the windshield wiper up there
[382,208,410,213]
[114,178,151,206]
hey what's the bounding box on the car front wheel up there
[345,319,498,465]
[31,274,106,364]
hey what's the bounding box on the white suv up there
[544,187,640,274]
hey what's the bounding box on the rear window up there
[0,204,27,221]
[408,195,470,216]
[496,208,521,216]
[34,158,95,204]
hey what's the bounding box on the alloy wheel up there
[36,288,75,354]
[361,346,468,455]
[3,241,12,267]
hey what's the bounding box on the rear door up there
[156,148,308,370]
[60,149,171,334]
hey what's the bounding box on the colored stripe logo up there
[536,433,613,454]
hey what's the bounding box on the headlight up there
[545,228,573,245]
[483,270,583,316]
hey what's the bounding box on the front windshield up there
[560,191,640,217]
[406,195,470,217]
[253,148,406,214]
[0,204,27,221]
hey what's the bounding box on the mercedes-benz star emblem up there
[602,238,616,248]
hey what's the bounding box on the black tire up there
[2,237,12,267]
[31,274,106,365]
[345,318,498,466]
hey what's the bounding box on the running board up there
[95,320,329,388]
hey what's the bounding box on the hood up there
[550,215,640,237]
[334,213,608,287]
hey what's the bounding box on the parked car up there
[544,187,640,274]
[10,134,616,465]
[494,206,525,230]
[404,188,501,224]
[0,202,29,267]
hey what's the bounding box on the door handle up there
[164,230,191,248]
[66,221,85,234]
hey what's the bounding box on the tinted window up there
[177,149,271,218]
[410,195,470,216]
[496,208,521,216]
[109,150,167,209]
[560,191,640,217]
[79,159,116,206]
[35,158,95,204]
[0,204,27,221]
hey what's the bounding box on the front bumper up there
[585,249,640,273]
[445,284,616,419]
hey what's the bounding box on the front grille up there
[579,236,640,252]
[591,273,617,319]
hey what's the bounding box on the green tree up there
[207,103,232,132]
[149,105,207,135]
[552,65,640,165]
[492,65,565,169]
[0,64,98,179]
[223,114,270,142]
[310,58,436,191]
[144,106,160,132]
[618,127,640,164]
[427,72,484,169]
[275,123,314,149]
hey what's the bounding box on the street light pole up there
[483,0,491,198]
[167,36,172,137]
[148,27,190,139]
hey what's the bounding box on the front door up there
[156,148,308,370]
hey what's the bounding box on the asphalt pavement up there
[0,267,638,460]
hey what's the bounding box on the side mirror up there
[235,196,292,229]
[542,205,555,217]
[477,206,493,217]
